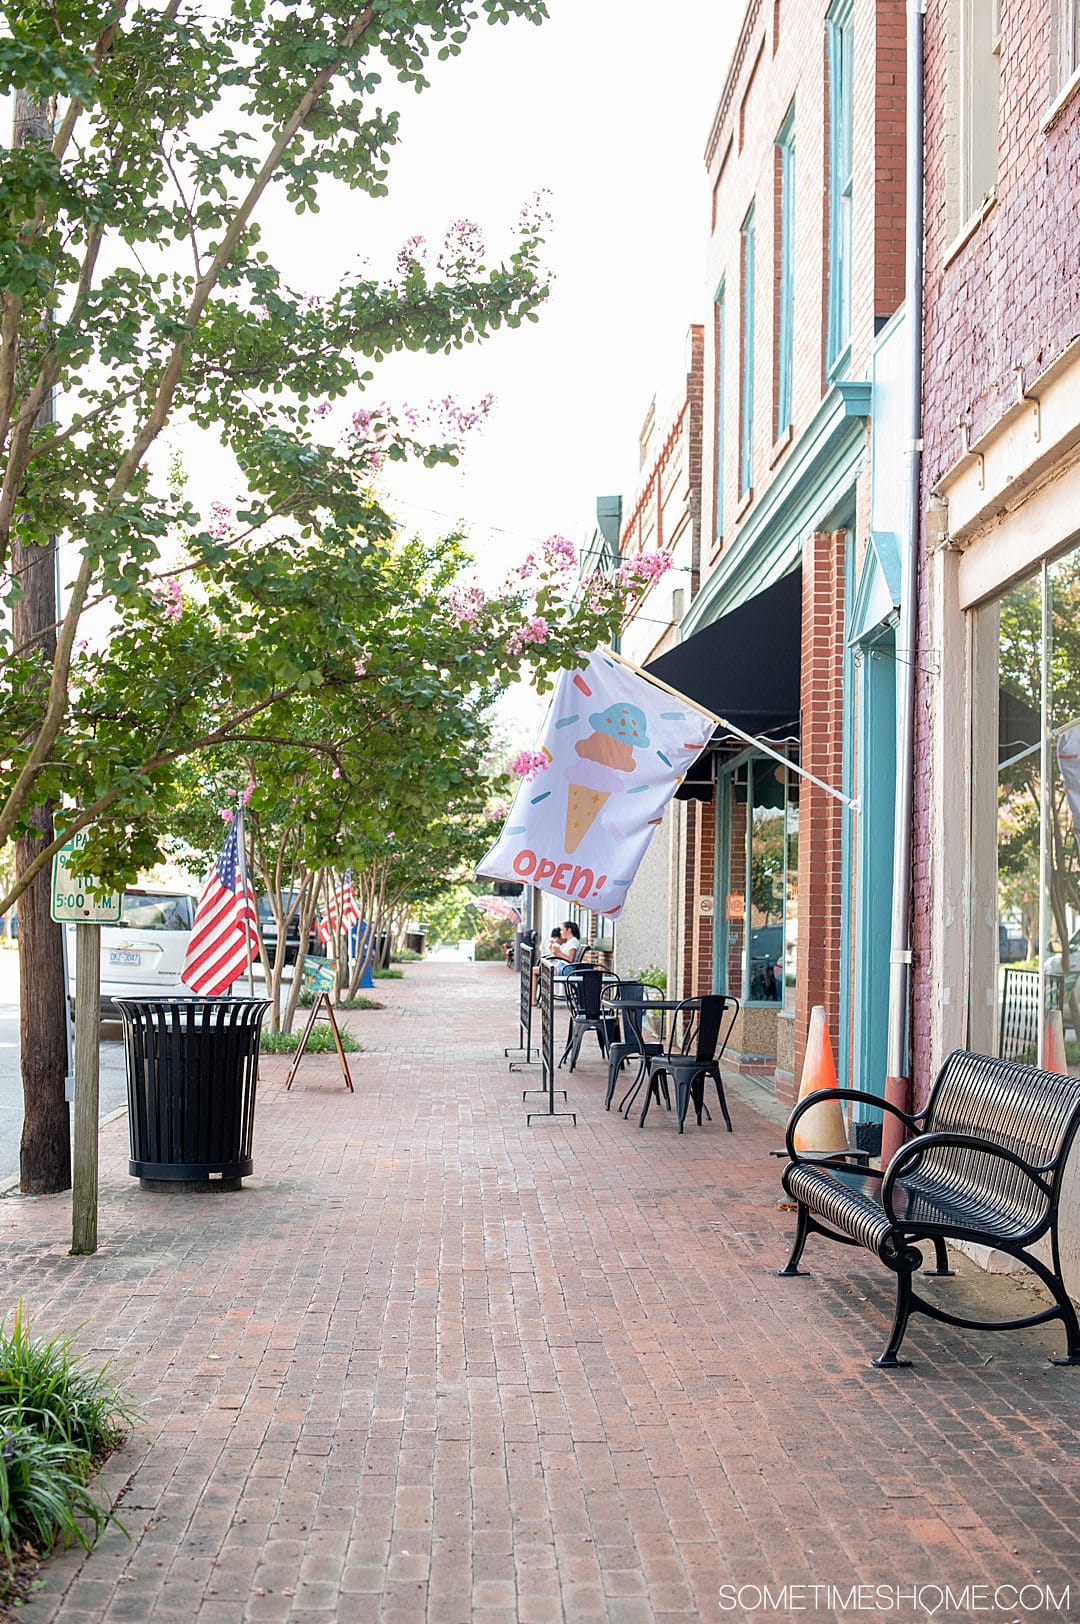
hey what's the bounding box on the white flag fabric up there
[1057,722,1080,853]
[478,650,716,918]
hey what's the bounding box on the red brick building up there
[612,330,707,985]
[914,0,1080,1292]
[622,0,908,1109]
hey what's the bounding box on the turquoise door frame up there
[850,624,896,1116]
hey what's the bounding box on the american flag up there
[180,822,260,995]
[341,870,361,928]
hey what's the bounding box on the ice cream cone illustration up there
[575,704,650,772]
[564,704,651,854]
[565,784,611,854]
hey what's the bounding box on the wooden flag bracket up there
[284,991,354,1093]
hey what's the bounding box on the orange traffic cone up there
[1042,1006,1068,1074]
[790,1005,849,1155]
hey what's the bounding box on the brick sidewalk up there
[1,961,1077,1624]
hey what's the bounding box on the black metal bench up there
[778,1050,1080,1369]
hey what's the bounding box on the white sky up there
[237,0,740,575]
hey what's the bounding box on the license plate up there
[109,950,141,965]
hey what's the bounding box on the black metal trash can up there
[115,998,269,1187]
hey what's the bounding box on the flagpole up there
[600,644,859,813]
[235,799,256,997]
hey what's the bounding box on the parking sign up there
[50,831,121,923]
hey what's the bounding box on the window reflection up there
[989,553,1080,1070]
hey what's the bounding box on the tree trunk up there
[13,90,70,1194]
[17,805,71,1193]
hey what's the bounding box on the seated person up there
[532,921,583,1002]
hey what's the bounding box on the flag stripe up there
[181,823,260,996]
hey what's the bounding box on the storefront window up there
[784,773,799,1015]
[720,753,798,1004]
[981,550,1080,1069]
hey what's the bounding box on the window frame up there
[775,104,796,441]
[825,0,853,378]
[740,205,756,502]
[714,280,726,545]
[957,0,1001,231]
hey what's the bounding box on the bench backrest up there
[922,1050,1080,1234]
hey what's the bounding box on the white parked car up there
[67,887,199,1017]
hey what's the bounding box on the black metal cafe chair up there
[605,981,665,1111]
[639,994,739,1133]
[559,966,609,1072]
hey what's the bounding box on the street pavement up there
[0,948,127,1186]
[1,960,1078,1623]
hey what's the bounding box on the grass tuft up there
[260,1025,360,1055]
[372,967,403,979]
[0,1304,134,1605]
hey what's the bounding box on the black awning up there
[646,568,802,736]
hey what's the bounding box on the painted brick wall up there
[703,0,906,560]
[792,531,848,1095]
[921,5,1080,493]
[913,2,1080,1086]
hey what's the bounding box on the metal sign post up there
[50,834,120,1257]
[506,939,537,1072]
[71,923,100,1254]
[525,960,575,1125]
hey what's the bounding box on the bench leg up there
[777,1203,812,1277]
[1046,1270,1080,1366]
[872,1249,922,1369]
[927,1237,955,1277]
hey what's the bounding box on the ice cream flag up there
[477,649,717,919]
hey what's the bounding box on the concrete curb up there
[0,1103,127,1199]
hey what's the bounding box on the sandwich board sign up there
[50,830,121,924]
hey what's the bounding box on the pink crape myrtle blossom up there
[207,501,233,540]
[242,779,255,807]
[447,584,488,628]
[518,190,553,236]
[155,577,183,620]
[541,533,576,574]
[405,394,495,443]
[507,615,549,655]
[437,219,486,274]
[618,550,673,590]
[396,234,427,276]
[353,649,370,678]
[218,807,235,824]
[509,749,551,781]
[313,399,332,419]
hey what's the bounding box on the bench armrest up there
[784,1087,925,1163]
[881,1131,1054,1224]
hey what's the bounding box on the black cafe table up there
[601,992,701,1117]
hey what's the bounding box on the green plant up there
[260,1026,360,1055]
[394,948,422,962]
[372,968,404,980]
[0,1423,110,1566]
[629,965,668,992]
[0,1305,135,1460]
[0,1306,133,1600]
[298,987,383,1011]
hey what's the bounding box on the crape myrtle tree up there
[154,523,625,1033]
[0,0,554,1193]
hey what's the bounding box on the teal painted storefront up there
[691,383,870,1083]
[687,327,904,1105]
